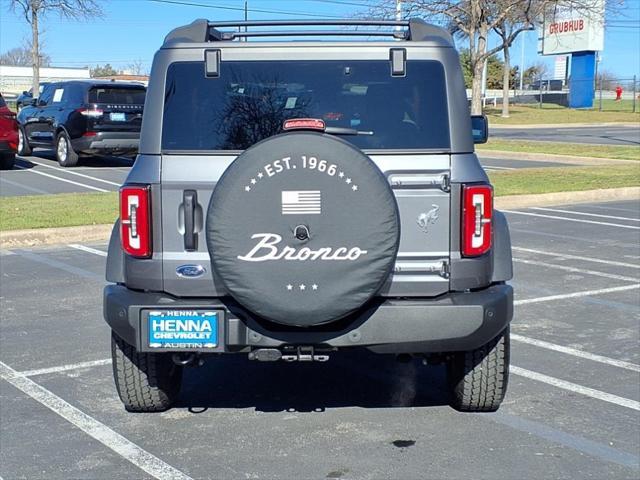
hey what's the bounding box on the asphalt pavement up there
[491,125,640,146]
[1,199,639,479]
[0,151,570,196]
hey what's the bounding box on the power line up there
[146,0,347,18]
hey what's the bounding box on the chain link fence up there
[595,76,638,112]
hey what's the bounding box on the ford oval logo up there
[176,264,206,278]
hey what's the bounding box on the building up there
[0,65,91,95]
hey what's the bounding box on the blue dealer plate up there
[148,310,218,349]
[109,112,126,122]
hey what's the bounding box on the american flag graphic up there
[281,190,322,215]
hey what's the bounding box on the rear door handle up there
[183,190,197,251]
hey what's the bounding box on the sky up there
[0,0,639,79]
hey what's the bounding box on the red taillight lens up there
[77,107,103,117]
[120,185,152,258]
[462,184,493,257]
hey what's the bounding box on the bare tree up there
[125,59,147,76]
[0,43,51,67]
[8,0,103,97]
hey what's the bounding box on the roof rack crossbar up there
[222,30,408,40]
[208,20,410,28]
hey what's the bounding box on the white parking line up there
[514,284,640,305]
[511,334,640,372]
[27,159,122,186]
[512,246,640,269]
[484,165,516,170]
[503,209,640,230]
[531,207,640,223]
[68,244,108,257]
[14,165,108,192]
[20,359,112,377]
[0,361,193,480]
[513,257,640,282]
[511,366,640,412]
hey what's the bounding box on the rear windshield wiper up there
[325,126,374,136]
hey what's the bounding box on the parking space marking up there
[14,165,109,193]
[513,246,640,269]
[26,159,121,187]
[514,257,640,282]
[484,165,516,170]
[20,359,112,377]
[0,176,50,194]
[68,244,108,257]
[531,207,640,222]
[17,250,103,281]
[503,210,640,230]
[514,284,640,305]
[510,366,640,411]
[511,334,640,372]
[0,361,193,480]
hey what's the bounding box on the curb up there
[2,188,638,249]
[495,187,640,209]
[477,149,638,165]
[490,122,639,129]
[0,224,113,249]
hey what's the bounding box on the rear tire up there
[447,327,510,412]
[55,131,79,167]
[0,153,15,170]
[17,127,31,156]
[111,332,183,412]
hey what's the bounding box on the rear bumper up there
[71,131,139,155]
[104,284,513,354]
[0,139,17,154]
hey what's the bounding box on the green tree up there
[91,64,119,78]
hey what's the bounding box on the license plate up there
[109,112,126,122]
[148,310,218,349]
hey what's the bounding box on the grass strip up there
[0,192,118,231]
[478,139,640,161]
[485,104,640,125]
[489,164,640,196]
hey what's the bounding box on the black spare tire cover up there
[206,132,399,327]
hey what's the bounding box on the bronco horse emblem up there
[417,205,440,233]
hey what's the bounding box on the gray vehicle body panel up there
[106,21,513,354]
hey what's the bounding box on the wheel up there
[0,153,15,170]
[111,332,183,412]
[17,127,31,156]
[55,131,79,167]
[447,327,510,412]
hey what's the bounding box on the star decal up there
[250,178,256,185]
[346,178,352,184]
[338,172,345,178]
[244,186,251,192]
[312,284,318,290]
[299,284,306,291]
[257,172,264,179]
[352,185,358,191]
[286,284,293,291]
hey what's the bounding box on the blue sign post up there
[569,51,597,108]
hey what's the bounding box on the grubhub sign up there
[542,0,604,55]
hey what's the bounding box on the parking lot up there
[0,150,567,196]
[1,199,638,479]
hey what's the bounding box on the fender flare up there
[106,220,125,283]
[492,210,513,282]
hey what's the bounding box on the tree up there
[8,1,103,100]
[459,49,506,90]
[0,44,51,67]
[125,59,147,76]
[90,64,119,78]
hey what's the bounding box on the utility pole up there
[519,30,525,92]
[395,0,402,30]
[244,1,248,42]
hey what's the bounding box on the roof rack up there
[163,18,453,47]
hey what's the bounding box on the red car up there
[0,93,18,169]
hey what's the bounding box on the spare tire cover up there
[206,132,399,326]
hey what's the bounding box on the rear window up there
[162,60,450,151]
[89,87,146,105]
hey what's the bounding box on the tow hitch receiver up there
[248,346,331,362]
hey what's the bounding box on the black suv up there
[17,80,146,166]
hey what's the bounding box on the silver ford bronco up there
[104,19,514,413]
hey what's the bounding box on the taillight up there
[120,185,152,258]
[462,184,493,257]
[77,107,103,117]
